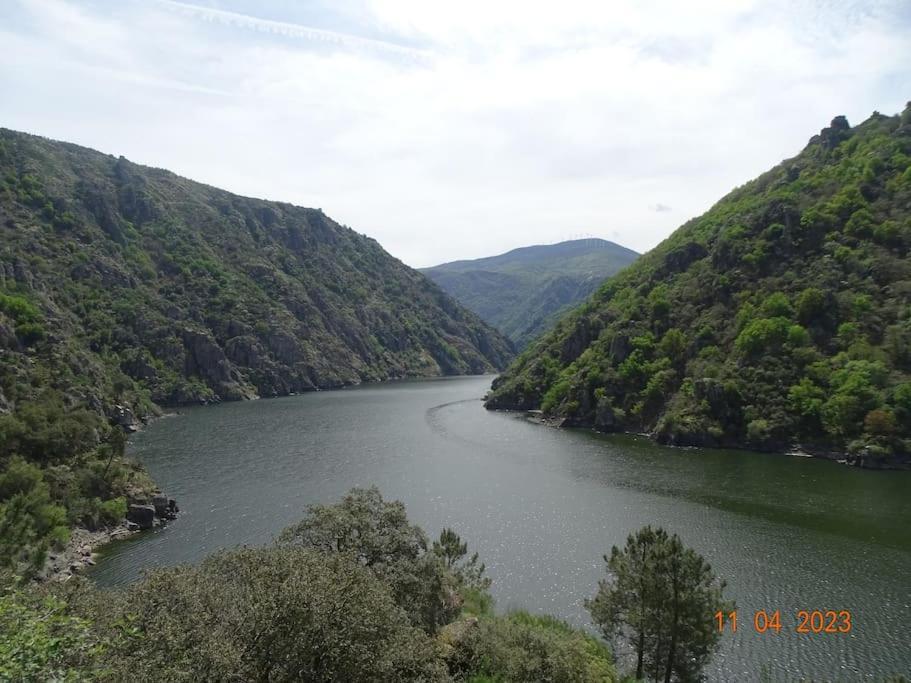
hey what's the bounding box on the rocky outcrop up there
[127,491,179,531]
[127,504,156,530]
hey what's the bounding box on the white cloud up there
[0,0,908,267]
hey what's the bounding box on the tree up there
[278,487,460,631]
[586,526,731,683]
[94,546,449,682]
[433,527,491,592]
[433,527,467,569]
[796,287,826,326]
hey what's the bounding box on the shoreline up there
[42,524,140,583]
[61,373,498,583]
[516,410,910,471]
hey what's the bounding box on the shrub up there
[452,611,616,683]
[864,409,896,437]
[760,292,793,318]
[0,587,101,681]
[98,497,127,527]
[735,317,790,355]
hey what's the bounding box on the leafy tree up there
[94,546,449,682]
[279,486,461,631]
[760,292,793,318]
[734,317,791,355]
[796,287,826,326]
[586,526,731,683]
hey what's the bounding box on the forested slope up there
[487,107,911,467]
[0,128,512,570]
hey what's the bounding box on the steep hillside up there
[486,107,911,467]
[0,128,513,416]
[0,128,512,568]
[422,239,638,348]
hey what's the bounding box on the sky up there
[1,1,909,268]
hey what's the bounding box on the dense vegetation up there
[0,488,624,682]
[422,239,638,349]
[487,107,911,467]
[0,128,513,571]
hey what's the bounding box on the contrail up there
[154,0,433,61]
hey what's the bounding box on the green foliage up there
[108,546,450,681]
[586,526,731,682]
[0,292,40,323]
[760,292,793,318]
[0,395,103,464]
[0,488,619,682]
[487,108,911,464]
[796,287,826,325]
[0,126,515,567]
[0,586,101,682]
[279,486,476,632]
[735,317,791,355]
[450,611,616,683]
[0,458,70,575]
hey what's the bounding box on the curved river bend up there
[91,376,911,681]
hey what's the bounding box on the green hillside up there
[0,128,513,569]
[422,239,638,349]
[486,107,911,467]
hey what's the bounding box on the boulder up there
[152,494,169,517]
[109,404,136,429]
[127,504,155,530]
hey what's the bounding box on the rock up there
[126,520,140,532]
[109,403,136,429]
[127,504,156,530]
[168,499,179,514]
[438,616,479,658]
[152,494,169,517]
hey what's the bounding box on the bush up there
[452,611,616,683]
[97,497,127,527]
[87,546,450,682]
[735,317,790,355]
[747,419,773,447]
[0,587,101,681]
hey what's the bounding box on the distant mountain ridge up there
[422,238,638,349]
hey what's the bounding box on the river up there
[90,375,911,681]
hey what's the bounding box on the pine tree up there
[586,526,732,682]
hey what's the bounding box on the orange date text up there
[714,610,852,634]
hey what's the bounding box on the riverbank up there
[41,524,140,583]
[519,409,911,470]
